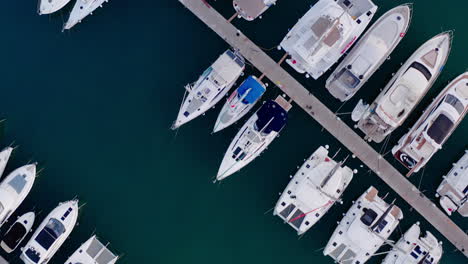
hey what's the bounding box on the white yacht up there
[173,50,245,129]
[280,0,377,79]
[64,0,109,30]
[217,96,291,181]
[233,0,277,21]
[273,146,354,235]
[21,200,79,264]
[324,186,403,264]
[38,0,72,15]
[1,212,35,253]
[435,150,468,217]
[65,235,119,264]
[0,164,36,228]
[326,4,412,101]
[353,32,452,143]
[392,72,468,175]
[0,147,13,180]
[382,223,442,264]
[213,75,266,133]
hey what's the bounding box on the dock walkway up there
[179,0,468,256]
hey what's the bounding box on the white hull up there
[64,0,109,30]
[38,0,72,15]
[65,235,118,264]
[0,147,13,180]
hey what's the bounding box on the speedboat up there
[0,147,13,180]
[392,72,468,175]
[0,164,36,228]
[280,0,377,79]
[382,223,442,264]
[324,186,403,263]
[217,96,291,181]
[233,0,277,21]
[435,150,468,217]
[353,32,452,143]
[213,75,266,133]
[65,235,119,264]
[173,50,245,129]
[273,146,354,235]
[326,4,412,101]
[64,0,110,30]
[38,0,72,15]
[21,200,79,264]
[1,212,35,253]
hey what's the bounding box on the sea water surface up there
[0,0,466,263]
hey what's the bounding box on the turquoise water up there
[0,0,466,263]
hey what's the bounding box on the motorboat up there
[64,0,110,30]
[326,4,412,101]
[65,235,119,264]
[213,75,266,133]
[38,0,72,15]
[273,146,354,235]
[0,147,13,180]
[1,212,35,253]
[353,32,452,143]
[173,50,245,129]
[382,223,442,264]
[280,0,377,79]
[435,150,468,217]
[392,72,468,175]
[21,200,79,264]
[217,96,291,181]
[0,164,36,228]
[233,0,277,21]
[324,186,403,263]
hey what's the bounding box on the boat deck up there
[178,0,468,257]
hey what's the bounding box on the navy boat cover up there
[237,76,266,104]
[255,100,288,134]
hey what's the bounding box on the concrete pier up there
[179,0,468,256]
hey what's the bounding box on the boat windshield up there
[360,208,377,226]
[427,114,454,144]
[8,174,27,194]
[24,248,40,263]
[35,218,66,250]
[445,94,465,115]
[407,62,432,81]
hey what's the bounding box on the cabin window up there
[360,208,377,226]
[427,114,454,144]
[445,94,464,114]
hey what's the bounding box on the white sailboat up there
[65,235,119,264]
[280,0,377,79]
[38,0,72,15]
[273,146,354,235]
[326,4,412,101]
[217,96,291,181]
[382,223,442,264]
[354,32,452,143]
[64,0,110,30]
[213,75,266,133]
[392,72,468,175]
[1,212,35,253]
[173,50,245,129]
[435,150,468,217]
[0,147,13,180]
[21,200,79,264]
[0,164,36,228]
[324,186,403,264]
[233,0,277,21]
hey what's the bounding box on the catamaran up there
[274,146,354,235]
[326,4,412,101]
[280,0,377,79]
[64,0,110,30]
[233,0,277,21]
[217,96,291,181]
[382,223,442,264]
[0,147,13,180]
[353,31,452,143]
[173,50,245,129]
[435,150,468,217]
[324,186,403,264]
[0,164,36,228]
[392,72,468,175]
[213,75,266,133]
[21,200,79,264]
[38,0,72,15]
[0,212,35,253]
[65,235,119,264]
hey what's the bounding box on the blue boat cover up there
[255,100,288,134]
[237,76,266,104]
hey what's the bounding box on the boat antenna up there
[332,148,341,159]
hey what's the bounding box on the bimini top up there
[255,100,288,134]
[237,76,266,104]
